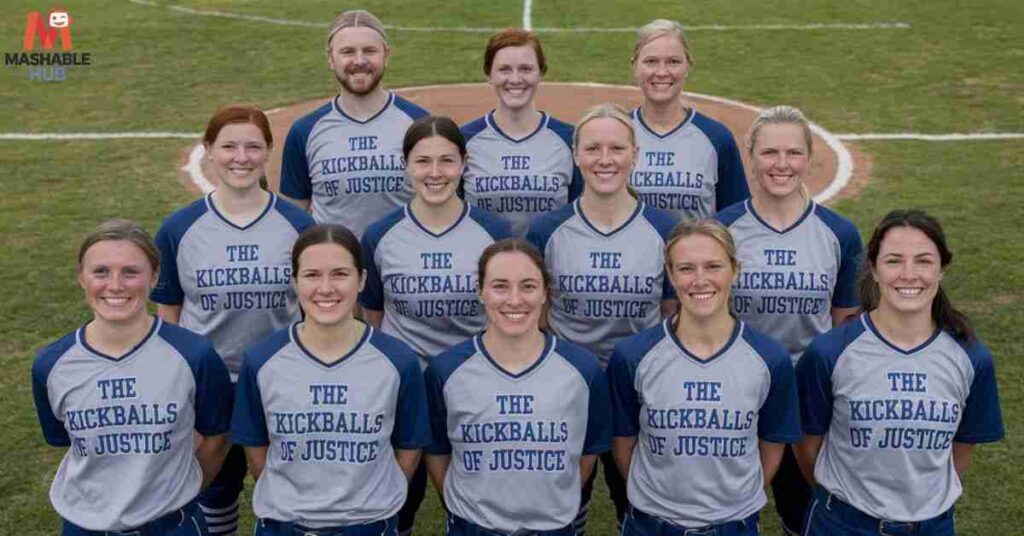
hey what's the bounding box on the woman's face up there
[407,135,464,207]
[667,234,736,321]
[294,243,365,328]
[871,226,942,318]
[488,45,542,112]
[575,117,637,197]
[78,240,155,325]
[751,123,810,201]
[206,122,270,192]
[480,251,547,338]
[634,35,689,106]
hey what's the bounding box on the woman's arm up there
[612,436,637,480]
[195,432,231,488]
[157,304,182,324]
[759,440,786,486]
[244,446,268,480]
[579,454,599,488]
[363,308,384,329]
[425,454,450,494]
[282,195,311,212]
[952,442,975,478]
[794,434,824,485]
[660,299,679,319]
[830,306,858,327]
[396,449,421,481]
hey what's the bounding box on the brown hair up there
[326,9,388,49]
[292,224,363,274]
[77,219,159,273]
[483,28,548,76]
[860,210,974,340]
[477,238,551,299]
[403,115,467,160]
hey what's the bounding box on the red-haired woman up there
[460,28,582,236]
[151,104,315,534]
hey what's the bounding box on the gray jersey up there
[797,315,1004,522]
[279,93,429,237]
[424,335,611,532]
[31,319,233,531]
[631,108,749,220]
[461,112,582,236]
[152,193,313,375]
[527,200,677,365]
[717,201,862,362]
[361,204,512,361]
[608,320,800,527]
[232,324,430,527]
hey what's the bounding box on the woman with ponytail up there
[794,210,1004,535]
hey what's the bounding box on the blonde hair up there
[664,219,739,273]
[573,103,636,151]
[747,105,814,199]
[633,19,693,67]
[747,105,813,157]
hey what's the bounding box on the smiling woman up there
[422,237,611,536]
[151,104,316,535]
[460,29,582,236]
[32,220,233,535]
[629,19,750,220]
[607,218,801,536]
[230,223,430,536]
[794,210,1005,536]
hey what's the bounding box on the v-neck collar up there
[206,192,275,231]
[746,199,815,235]
[475,332,553,380]
[575,199,643,238]
[78,316,160,363]
[862,313,942,356]
[665,316,742,366]
[291,321,372,368]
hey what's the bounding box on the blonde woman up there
[716,105,862,534]
[609,219,800,535]
[629,19,749,221]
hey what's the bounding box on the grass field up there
[1,0,1022,534]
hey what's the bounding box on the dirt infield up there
[182,82,869,201]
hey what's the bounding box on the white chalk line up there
[0,132,198,140]
[836,133,1024,141]
[182,144,216,194]
[130,0,909,33]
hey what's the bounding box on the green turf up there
[1,0,1022,534]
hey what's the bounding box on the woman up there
[232,224,430,535]
[424,238,611,535]
[608,219,801,535]
[795,210,1004,535]
[461,28,582,236]
[360,115,511,533]
[526,103,677,529]
[629,19,749,220]
[151,104,314,534]
[715,105,862,534]
[32,219,233,535]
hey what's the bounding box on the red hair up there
[203,104,273,147]
[483,28,547,76]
